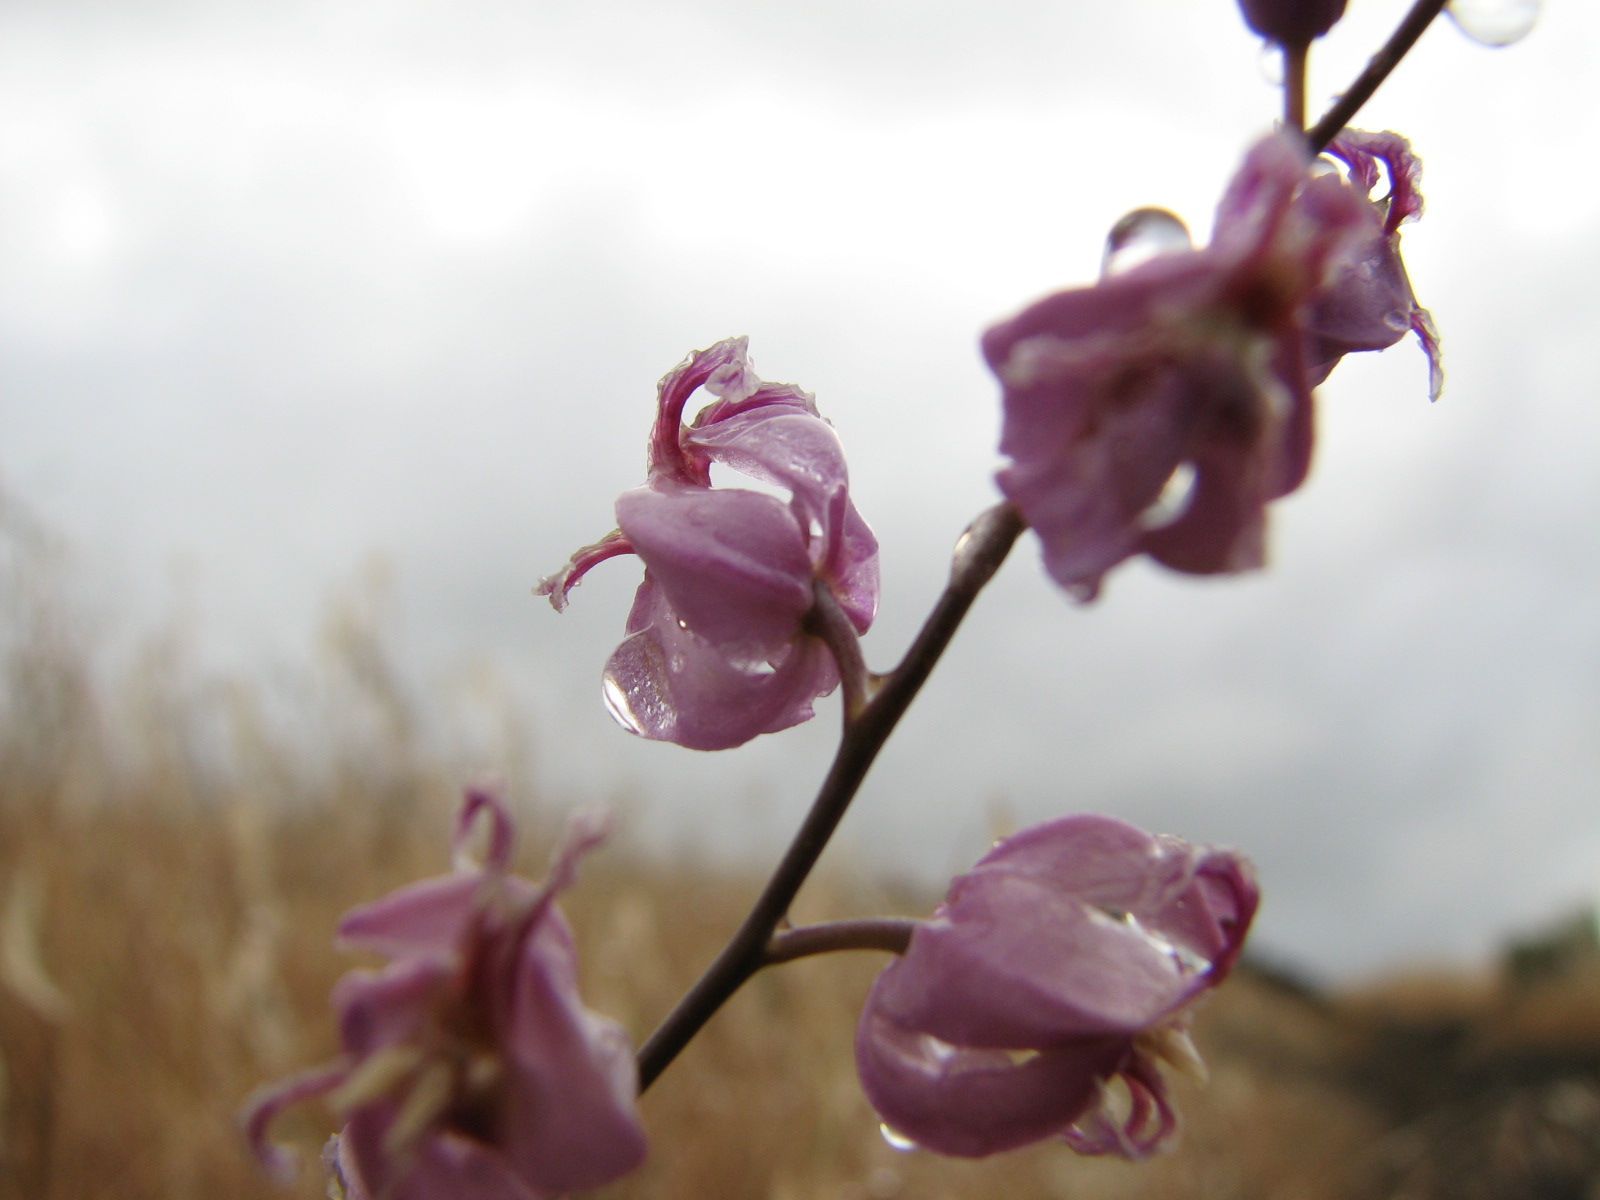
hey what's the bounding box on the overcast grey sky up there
[3,0,1597,980]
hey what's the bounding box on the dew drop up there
[1446,0,1539,45]
[1101,208,1192,278]
[1257,40,1285,85]
[1120,912,1211,975]
[1137,462,1197,531]
[878,1124,919,1153]
[601,673,648,736]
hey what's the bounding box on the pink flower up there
[539,337,879,750]
[855,815,1257,1160]
[244,789,646,1200]
[1307,129,1442,400]
[983,132,1375,599]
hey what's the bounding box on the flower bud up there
[1236,0,1348,45]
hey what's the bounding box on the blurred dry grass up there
[3,488,1600,1200]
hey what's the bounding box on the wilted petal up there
[535,529,634,612]
[1308,130,1442,399]
[648,336,754,483]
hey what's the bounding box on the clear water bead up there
[1257,40,1285,86]
[601,672,649,736]
[879,1124,919,1153]
[1137,462,1197,531]
[1101,208,1192,277]
[1446,0,1539,45]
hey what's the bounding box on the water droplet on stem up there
[1446,0,1539,45]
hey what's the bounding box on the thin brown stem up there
[1306,0,1449,154]
[1282,40,1308,133]
[763,918,917,967]
[635,502,1025,1091]
[805,579,874,725]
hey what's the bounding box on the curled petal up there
[1063,1047,1180,1159]
[535,529,634,612]
[242,1062,350,1182]
[1308,130,1442,398]
[455,787,517,875]
[649,337,755,482]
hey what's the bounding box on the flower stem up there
[1305,0,1449,153]
[805,580,875,725]
[1282,40,1308,133]
[763,918,917,966]
[635,501,1025,1091]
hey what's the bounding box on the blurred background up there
[3,0,1599,1196]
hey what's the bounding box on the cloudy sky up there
[4,0,1597,981]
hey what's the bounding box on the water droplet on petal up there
[1102,208,1192,278]
[1120,912,1211,976]
[879,1123,920,1153]
[1446,0,1539,45]
[601,673,648,736]
[1137,462,1197,531]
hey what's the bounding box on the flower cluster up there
[245,789,645,1200]
[856,815,1258,1159]
[984,129,1435,600]
[540,337,879,750]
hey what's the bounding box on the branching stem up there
[635,502,1025,1091]
[763,918,917,966]
[1306,0,1450,153]
[1283,40,1308,133]
[634,0,1453,1100]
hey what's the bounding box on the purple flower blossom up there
[539,337,879,750]
[1308,129,1442,400]
[244,789,646,1200]
[855,815,1258,1160]
[983,132,1378,599]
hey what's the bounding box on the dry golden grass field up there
[4,498,1600,1200]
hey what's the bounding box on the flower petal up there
[870,874,1205,1046]
[601,575,837,750]
[855,990,1125,1158]
[615,483,814,655]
